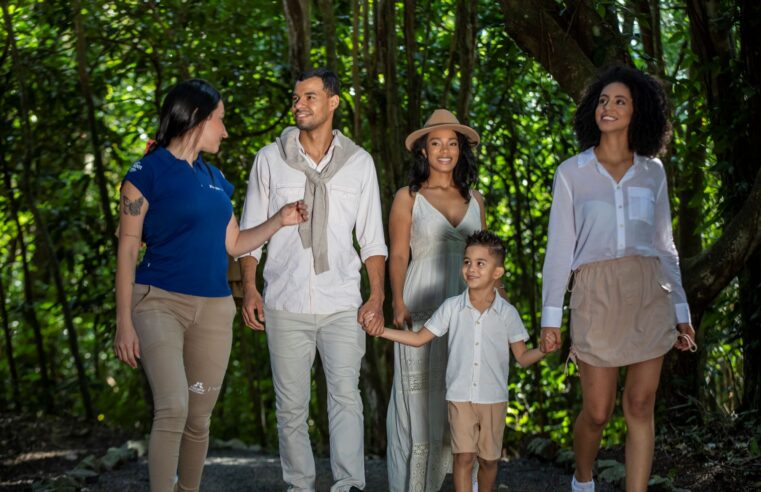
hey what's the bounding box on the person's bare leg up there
[453,453,477,492]
[574,361,618,483]
[622,356,664,492]
[476,457,497,491]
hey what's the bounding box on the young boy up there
[378,231,548,492]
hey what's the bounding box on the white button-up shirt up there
[541,148,691,328]
[239,130,388,314]
[425,290,529,404]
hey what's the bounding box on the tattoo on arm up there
[122,196,144,216]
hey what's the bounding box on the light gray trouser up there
[265,308,366,492]
[132,284,235,492]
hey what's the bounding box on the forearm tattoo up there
[122,196,144,216]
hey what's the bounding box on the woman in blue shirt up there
[114,79,306,492]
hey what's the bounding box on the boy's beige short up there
[569,255,678,367]
[447,401,507,460]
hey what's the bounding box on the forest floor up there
[1,411,759,491]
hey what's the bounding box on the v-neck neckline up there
[417,192,473,229]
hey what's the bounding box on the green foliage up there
[0,0,750,456]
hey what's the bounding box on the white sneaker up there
[571,474,595,491]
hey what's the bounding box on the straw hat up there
[404,109,480,151]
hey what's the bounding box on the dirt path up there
[89,449,622,491]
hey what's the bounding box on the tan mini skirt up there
[569,255,678,367]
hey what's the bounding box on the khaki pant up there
[132,284,235,492]
[265,308,366,492]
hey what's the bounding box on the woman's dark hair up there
[408,131,478,202]
[147,79,221,154]
[574,66,671,157]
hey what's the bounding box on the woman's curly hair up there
[574,66,672,157]
[408,131,478,202]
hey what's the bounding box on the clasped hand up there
[279,200,309,226]
[539,327,561,354]
[358,297,384,336]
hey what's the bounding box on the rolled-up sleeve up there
[541,169,576,328]
[238,151,271,261]
[355,153,388,262]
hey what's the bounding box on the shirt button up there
[616,185,621,189]
[619,224,624,228]
[475,342,479,346]
[618,205,623,209]
[473,383,477,386]
[474,362,479,366]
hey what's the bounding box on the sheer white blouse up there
[541,148,691,328]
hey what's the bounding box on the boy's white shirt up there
[425,288,529,404]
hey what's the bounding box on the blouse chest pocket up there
[627,187,655,225]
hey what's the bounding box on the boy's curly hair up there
[574,65,672,157]
[465,230,505,264]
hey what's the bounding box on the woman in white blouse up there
[539,66,697,492]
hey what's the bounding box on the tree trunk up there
[403,0,421,132]
[351,0,362,139]
[316,0,338,72]
[0,238,21,410]
[282,0,311,80]
[378,0,405,191]
[73,0,117,251]
[316,0,341,130]
[455,0,477,121]
[738,0,761,413]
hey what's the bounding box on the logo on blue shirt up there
[129,161,143,173]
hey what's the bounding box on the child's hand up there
[360,321,385,337]
[540,327,561,353]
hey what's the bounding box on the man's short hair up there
[297,68,340,96]
[465,230,506,265]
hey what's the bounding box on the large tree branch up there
[500,0,630,100]
[683,165,761,306]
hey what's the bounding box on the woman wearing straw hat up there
[386,109,486,491]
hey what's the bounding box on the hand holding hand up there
[115,320,141,369]
[540,327,561,354]
[278,200,309,227]
[359,296,384,336]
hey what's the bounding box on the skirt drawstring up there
[677,333,698,353]
[564,346,578,377]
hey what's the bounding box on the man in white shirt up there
[238,68,387,492]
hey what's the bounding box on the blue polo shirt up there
[123,147,234,297]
